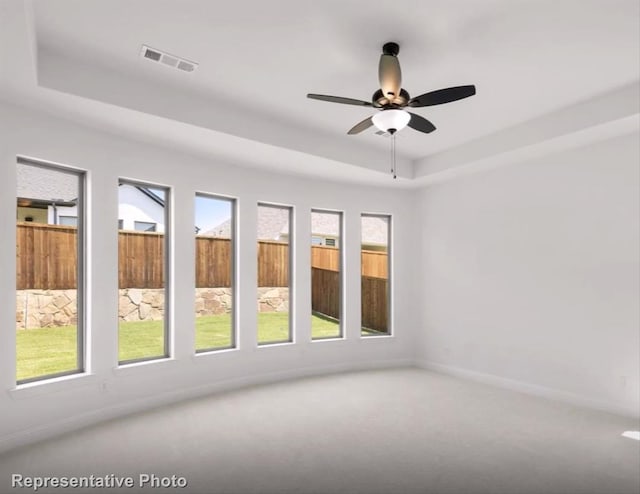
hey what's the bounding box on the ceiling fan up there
[307,42,476,136]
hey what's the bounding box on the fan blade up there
[378,54,402,100]
[347,116,374,135]
[307,94,372,106]
[408,113,436,134]
[408,85,476,107]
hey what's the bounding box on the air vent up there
[140,45,198,73]
[143,48,161,61]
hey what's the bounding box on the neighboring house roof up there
[259,206,290,240]
[17,162,78,202]
[16,166,165,210]
[133,185,165,206]
[205,209,389,246]
[279,211,340,238]
[309,212,339,237]
[203,205,288,239]
[205,220,231,238]
[360,216,389,246]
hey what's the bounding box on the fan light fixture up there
[372,109,410,134]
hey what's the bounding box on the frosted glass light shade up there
[372,109,411,132]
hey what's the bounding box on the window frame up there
[360,213,392,337]
[324,237,336,247]
[257,202,294,346]
[310,208,344,341]
[133,220,157,232]
[117,178,171,365]
[16,157,87,384]
[194,192,237,354]
[58,215,78,227]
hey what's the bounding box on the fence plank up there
[196,237,232,288]
[16,223,77,290]
[361,275,388,332]
[311,267,340,319]
[361,249,387,279]
[118,231,164,289]
[311,245,339,272]
[258,240,289,287]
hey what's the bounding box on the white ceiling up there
[1,0,639,185]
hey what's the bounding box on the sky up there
[143,188,232,233]
[195,195,232,233]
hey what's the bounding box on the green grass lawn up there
[16,313,342,381]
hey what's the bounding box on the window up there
[118,180,170,364]
[194,194,235,352]
[311,210,342,340]
[361,214,391,336]
[58,215,78,227]
[134,221,156,232]
[15,158,85,383]
[257,203,292,345]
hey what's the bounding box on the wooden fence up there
[119,230,165,289]
[17,222,388,331]
[360,275,388,332]
[17,222,387,297]
[311,244,388,278]
[196,237,232,288]
[16,223,78,291]
[310,267,388,332]
[311,267,340,320]
[257,240,289,287]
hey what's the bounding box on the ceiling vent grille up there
[140,45,198,73]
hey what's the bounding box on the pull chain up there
[390,132,397,179]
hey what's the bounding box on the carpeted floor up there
[0,368,638,494]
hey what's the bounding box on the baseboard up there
[0,358,414,455]
[417,360,639,419]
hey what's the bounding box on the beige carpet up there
[0,368,638,494]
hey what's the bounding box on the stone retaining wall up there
[16,287,290,330]
[118,288,165,322]
[257,287,289,312]
[16,289,78,330]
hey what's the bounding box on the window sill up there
[256,340,295,349]
[311,337,346,343]
[193,347,239,360]
[361,333,394,339]
[113,357,178,377]
[9,373,98,399]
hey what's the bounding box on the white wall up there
[0,102,418,452]
[415,132,640,416]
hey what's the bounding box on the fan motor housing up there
[382,42,400,57]
[372,88,410,108]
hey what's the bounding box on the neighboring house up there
[116,184,166,232]
[17,167,166,233]
[16,164,78,225]
[205,210,389,251]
